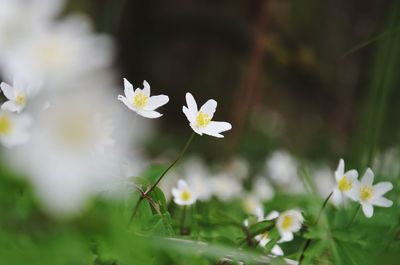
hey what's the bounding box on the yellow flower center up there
[0,115,12,135]
[133,92,148,109]
[281,215,293,230]
[16,92,26,106]
[338,176,352,192]
[360,185,373,201]
[196,112,211,127]
[180,190,192,201]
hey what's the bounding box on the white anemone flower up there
[118,78,169,118]
[172,179,197,206]
[181,157,213,201]
[354,168,393,218]
[276,209,304,242]
[252,177,275,201]
[0,110,31,147]
[0,77,39,113]
[332,159,359,204]
[182,92,232,138]
[211,173,243,202]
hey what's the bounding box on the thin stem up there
[180,206,187,235]
[346,204,360,228]
[298,191,333,264]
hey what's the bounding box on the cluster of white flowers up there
[332,159,393,218]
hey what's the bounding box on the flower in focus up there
[0,77,39,112]
[118,78,169,119]
[211,173,243,201]
[332,159,359,204]
[276,209,304,242]
[172,179,197,206]
[0,110,31,147]
[182,92,232,138]
[354,168,393,218]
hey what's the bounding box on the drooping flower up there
[182,92,232,138]
[118,78,169,119]
[0,77,39,112]
[332,159,359,203]
[354,168,393,218]
[0,110,31,147]
[172,179,197,206]
[276,209,304,242]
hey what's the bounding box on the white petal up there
[0,82,15,100]
[199,99,217,118]
[279,231,293,242]
[145,95,169,111]
[142,80,151,97]
[136,110,162,119]
[345,184,360,201]
[189,123,203,136]
[203,121,232,138]
[118,95,137,112]
[1,101,20,112]
[361,203,374,218]
[266,211,279,220]
[373,182,393,197]
[371,197,393,207]
[271,245,284,256]
[185,92,198,113]
[171,188,180,198]
[123,78,135,99]
[345,169,358,181]
[178,179,188,189]
[183,106,195,123]
[335,159,345,181]
[362,168,374,186]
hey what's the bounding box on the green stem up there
[180,206,187,235]
[299,191,333,264]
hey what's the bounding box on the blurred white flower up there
[276,209,304,242]
[252,177,275,201]
[182,92,232,138]
[242,194,263,215]
[1,15,113,88]
[211,173,242,201]
[181,157,213,202]
[0,110,31,147]
[172,179,197,206]
[332,159,359,205]
[118,79,169,119]
[5,87,137,216]
[0,76,40,113]
[353,168,393,218]
[224,157,249,180]
[266,150,305,194]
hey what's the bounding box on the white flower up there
[354,168,393,218]
[182,92,232,138]
[118,79,169,119]
[0,77,39,113]
[332,159,359,204]
[211,173,243,201]
[172,179,197,206]
[276,209,304,242]
[252,177,275,201]
[242,194,263,215]
[183,158,213,201]
[0,110,31,147]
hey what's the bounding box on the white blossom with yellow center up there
[276,209,304,242]
[171,179,198,206]
[0,110,31,147]
[118,78,169,118]
[0,77,37,113]
[183,92,232,138]
[332,159,359,205]
[353,168,393,218]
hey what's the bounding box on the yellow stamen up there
[281,215,293,230]
[196,112,211,127]
[0,115,12,135]
[181,190,191,201]
[338,176,352,192]
[16,93,26,106]
[133,92,148,108]
[360,185,373,201]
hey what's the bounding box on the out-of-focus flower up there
[242,194,263,215]
[172,179,197,206]
[332,159,359,205]
[266,150,305,193]
[276,209,304,242]
[353,168,393,218]
[181,157,213,202]
[224,157,249,180]
[211,173,243,201]
[182,92,231,138]
[0,77,39,113]
[1,15,113,88]
[118,79,169,119]
[252,176,275,201]
[0,110,31,147]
